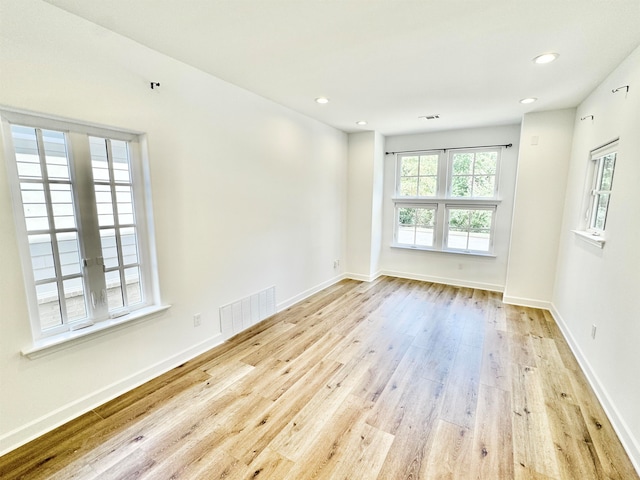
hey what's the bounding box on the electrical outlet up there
[333,259,340,269]
[193,313,202,327]
[591,324,597,339]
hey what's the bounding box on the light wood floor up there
[1,277,637,479]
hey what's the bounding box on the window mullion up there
[434,203,445,250]
[69,132,108,320]
[439,151,448,197]
[395,153,401,195]
[470,152,476,197]
[435,151,448,247]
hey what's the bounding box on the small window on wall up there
[573,139,618,248]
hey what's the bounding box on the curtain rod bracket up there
[150,82,160,90]
[581,115,594,121]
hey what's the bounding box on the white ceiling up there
[44,0,640,136]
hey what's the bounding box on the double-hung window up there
[573,139,618,247]
[588,141,617,234]
[2,109,163,345]
[393,148,501,255]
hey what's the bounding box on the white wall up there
[0,0,347,454]
[552,45,640,470]
[380,125,521,291]
[503,109,575,308]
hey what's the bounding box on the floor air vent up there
[219,286,276,335]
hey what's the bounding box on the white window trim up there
[390,243,497,258]
[1,107,168,353]
[21,304,171,359]
[392,148,502,256]
[393,196,502,206]
[571,229,605,249]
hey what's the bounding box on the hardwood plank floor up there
[1,277,637,479]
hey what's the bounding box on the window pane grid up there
[399,154,439,197]
[91,136,142,311]
[11,125,87,330]
[36,282,62,330]
[397,206,436,247]
[446,208,493,253]
[450,151,497,198]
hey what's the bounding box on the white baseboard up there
[549,304,640,475]
[502,295,552,310]
[276,273,347,312]
[378,269,504,292]
[344,271,382,282]
[0,333,224,457]
[346,272,548,310]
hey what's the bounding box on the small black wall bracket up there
[611,85,629,94]
[150,82,160,90]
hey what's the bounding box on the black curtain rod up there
[385,143,512,155]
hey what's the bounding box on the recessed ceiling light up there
[520,97,537,104]
[315,97,329,104]
[533,52,559,64]
[356,120,368,126]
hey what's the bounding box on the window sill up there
[22,304,171,359]
[572,230,605,249]
[392,197,502,206]
[391,244,496,258]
